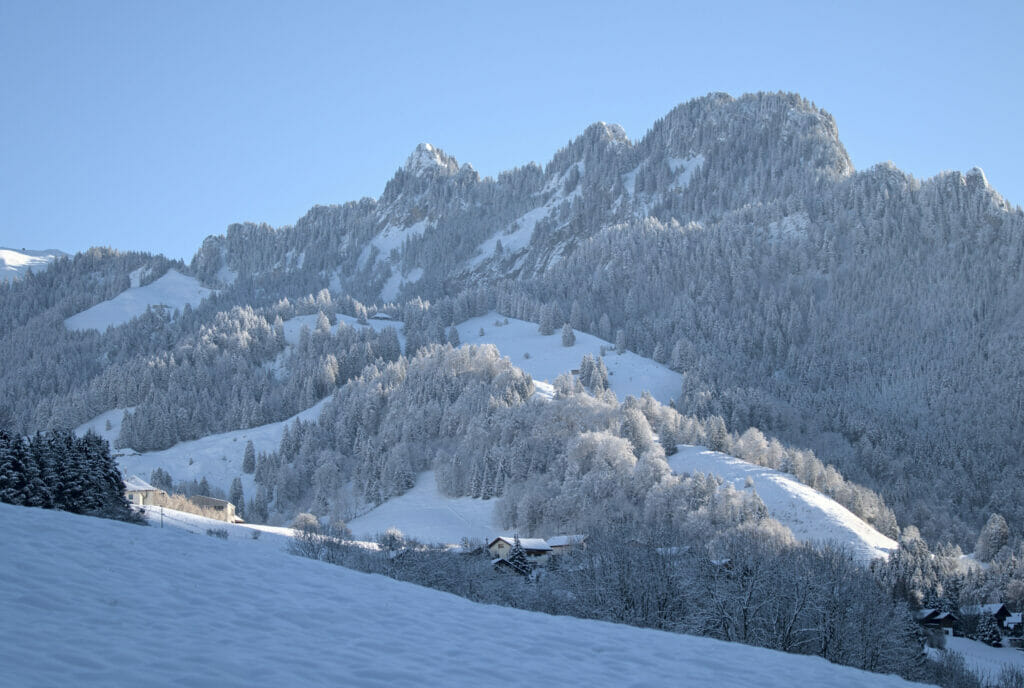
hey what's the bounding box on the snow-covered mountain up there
[6,90,1024,549]
[0,503,926,688]
[0,246,67,282]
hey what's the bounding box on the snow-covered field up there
[668,446,897,563]
[0,503,928,688]
[109,397,333,499]
[940,636,1024,680]
[346,471,499,544]
[0,247,66,282]
[456,312,683,405]
[64,268,214,331]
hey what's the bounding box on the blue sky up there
[2,0,1021,261]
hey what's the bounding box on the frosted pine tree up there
[561,323,575,347]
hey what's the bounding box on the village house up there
[123,475,165,506]
[189,495,242,523]
[913,609,959,636]
[961,603,1012,630]
[488,537,553,564]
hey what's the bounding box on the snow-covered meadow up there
[64,268,213,331]
[0,503,928,688]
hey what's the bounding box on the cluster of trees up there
[876,518,1024,619]
[0,429,135,521]
[251,345,778,542]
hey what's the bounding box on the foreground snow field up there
[669,446,897,563]
[0,503,928,688]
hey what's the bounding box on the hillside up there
[668,446,897,563]
[64,267,214,331]
[0,247,66,282]
[0,503,928,688]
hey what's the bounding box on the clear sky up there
[2,0,1021,261]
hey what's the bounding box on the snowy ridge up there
[64,269,214,331]
[0,247,66,282]
[0,503,926,688]
[668,446,897,563]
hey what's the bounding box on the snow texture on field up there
[346,471,499,544]
[64,269,214,332]
[112,396,332,498]
[456,312,682,405]
[136,504,299,549]
[668,445,898,563]
[937,637,1024,681]
[0,247,65,282]
[0,502,929,688]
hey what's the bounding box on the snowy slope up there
[64,268,214,331]
[0,503,928,688]
[669,445,897,563]
[346,471,500,543]
[109,397,332,498]
[456,312,682,405]
[0,247,66,282]
[938,637,1024,679]
[74,407,132,447]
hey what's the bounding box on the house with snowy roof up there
[913,609,959,636]
[123,475,165,506]
[488,536,552,564]
[960,603,1011,629]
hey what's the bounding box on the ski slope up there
[669,445,897,563]
[64,268,214,331]
[0,503,928,688]
[346,471,500,543]
[456,312,682,405]
[0,247,66,282]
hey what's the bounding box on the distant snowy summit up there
[0,247,67,282]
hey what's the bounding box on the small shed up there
[488,536,552,564]
[189,495,242,523]
[123,475,165,506]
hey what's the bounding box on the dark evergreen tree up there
[242,441,256,474]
